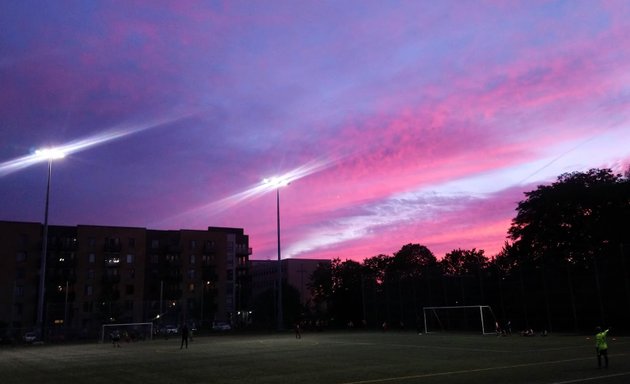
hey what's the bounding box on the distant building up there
[251,258,331,310]
[0,220,251,339]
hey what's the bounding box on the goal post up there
[101,322,153,343]
[422,305,497,335]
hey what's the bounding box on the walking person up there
[595,326,610,368]
[180,323,189,349]
[294,321,301,339]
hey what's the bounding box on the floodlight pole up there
[276,187,283,331]
[36,158,53,338]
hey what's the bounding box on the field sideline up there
[1,331,628,384]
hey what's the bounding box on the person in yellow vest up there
[595,326,610,368]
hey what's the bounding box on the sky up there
[1,1,629,262]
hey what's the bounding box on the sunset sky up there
[1,1,629,262]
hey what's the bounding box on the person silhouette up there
[595,326,610,368]
[180,324,189,349]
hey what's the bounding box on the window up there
[126,254,134,264]
[188,283,195,292]
[83,301,93,313]
[88,253,95,263]
[189,254,195,264]
[128,268,135,279]
[187,269,195,279]
[128,237,135,248]
[16,268,25,279]
[151,239,159,249]
[151,254,159,264]
[190,240,197,249]
[126,285,134,295]
[85,285,93,296]
[14,303,23,316]
[14,286,24,297]
[19,234,29,248]
[16,252,27,262]
[87,269,95,280]
[125,300,133,310]
[106,237,120,247]
[88,237,96,248]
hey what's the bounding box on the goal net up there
[422,305,497,335]
[101,322,153,343]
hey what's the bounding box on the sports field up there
[1,331,628,384]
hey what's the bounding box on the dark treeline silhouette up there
[308,168,630,333]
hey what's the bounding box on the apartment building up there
[0,220,251,339]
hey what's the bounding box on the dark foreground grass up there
[1,331,629,384]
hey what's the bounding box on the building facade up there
[0,221,251,340]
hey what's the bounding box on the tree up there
[251,283,302,330]
[308,260,333,315]
[506,168,630,330]
[387,244,439,326]
[329,259,364,326]
[440,248,487,277]
[440,248,488,306]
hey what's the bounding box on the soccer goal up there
[422,305,498,335]
[101,322,153,343]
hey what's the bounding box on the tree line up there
[307,168,630,333]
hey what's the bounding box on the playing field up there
[1,331,628,384]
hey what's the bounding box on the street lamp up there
[200,280,210,328]
[263,176,290,331]
[35,148,65,338]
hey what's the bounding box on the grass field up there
[1,331,628,384]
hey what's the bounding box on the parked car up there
[165,325,179,334]
[212,322,231,331]
[23,332,38,343]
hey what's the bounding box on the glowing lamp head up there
[263,176,291,188]
[35,148,66,160]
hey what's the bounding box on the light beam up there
[0,114,191,177]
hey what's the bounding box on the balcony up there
[236,246,253,256]
[49,238,78,251]
[104,257,121,266]
[103,274,121,284]
[103,243,122,252]
[166,244,181,253]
